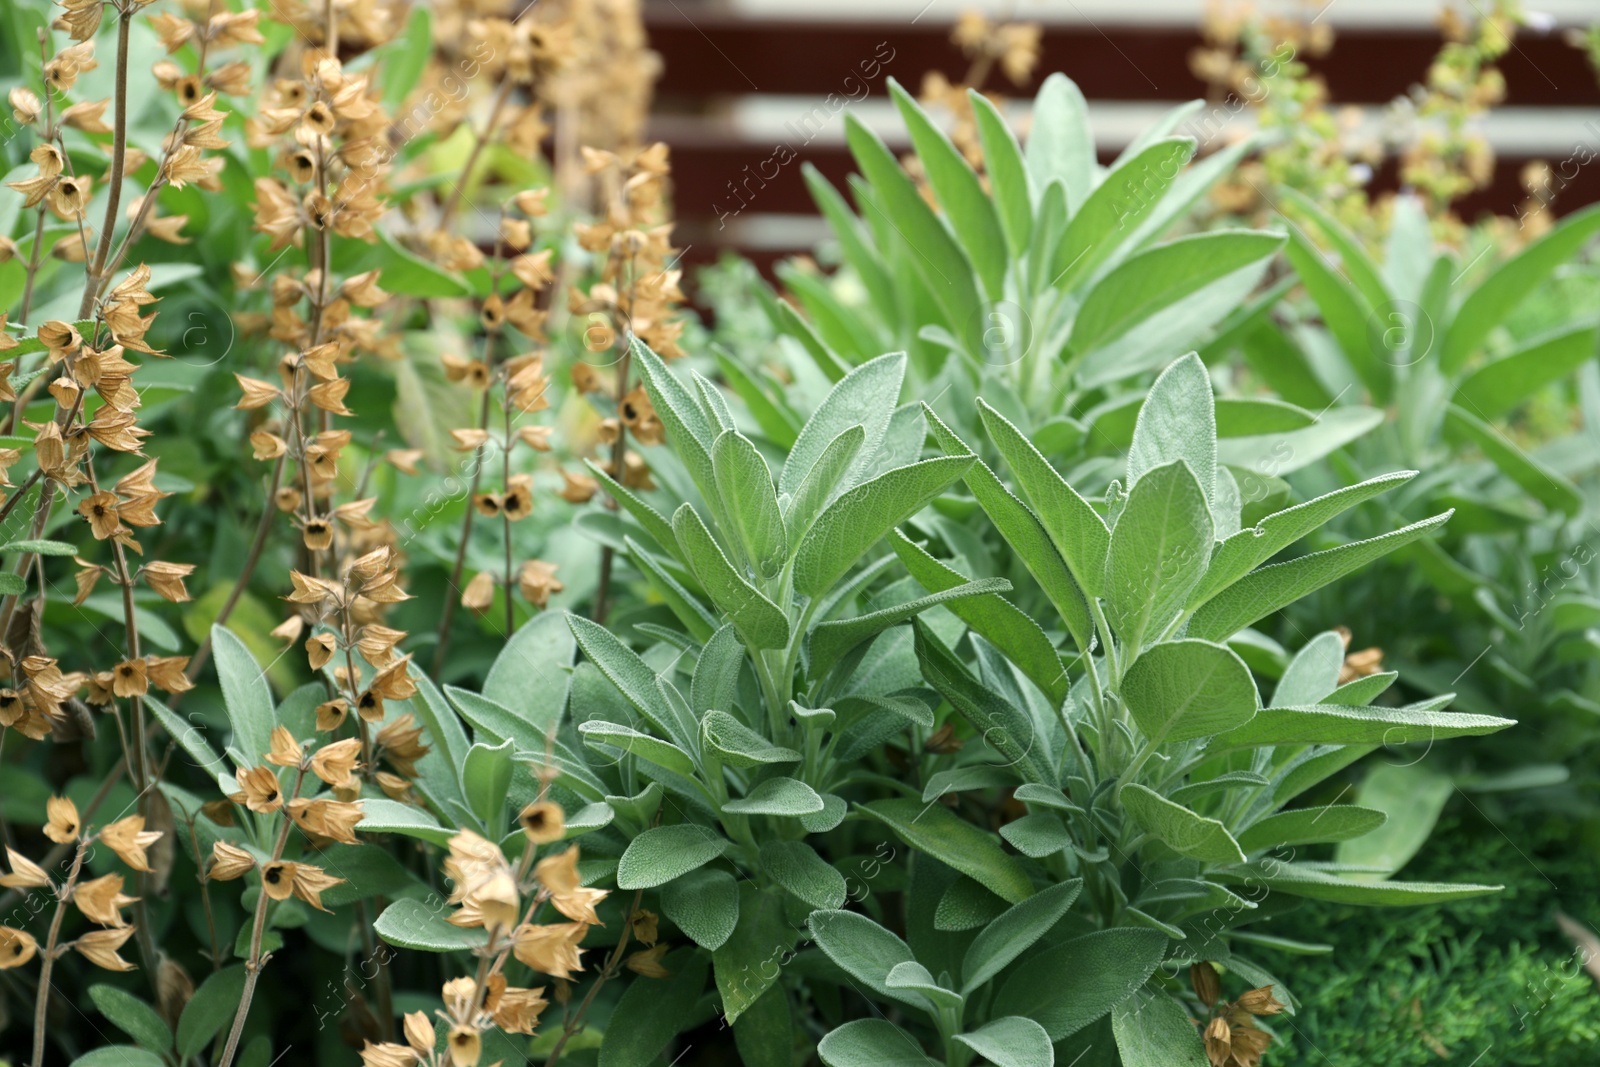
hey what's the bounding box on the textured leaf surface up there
[1217,702,1514,747]
[781,352,903,500]
[482,612,575,732]
[578,721,697,779]
[925,406,1092,649]
[634,341,718,503]
[784,424,867,544]
[713,431,787,578]
[980,399,1109,595]
[618,824,729,889]
[1123,784,1246,864]
[808,909,928,1011]
[211,624,274,765]
[817,1020,940,1067]
[357,797,453,846]
[912,621,1052,784]
[1103,459,1213,651]
[662,867,739,950]
[1127,353,1217,502]
[177,966,247,1059]
[702,710,801,768]
[1054,138,1195,290]
[1026,73,1096,210]
[1271,631,1347,707]
[1073,233,1282,370]
[761,840,847,909]
[1191,471,1415,606]
[845,113,982,348]
[568,614,685,745]
[794,456,974,597]
[956,1017,1054,1067]
[961,880,1082,993]
[891,532,1067,705]
[375,899,488,953]
[970,89,1033,256]
[1112,992,1209,1067]
[999,812,1071,859]
[1122,639,1259,746]
[885,961,964,1012]
[809,577,1011,668]
[1213,862,1502,904]
[890,78,1006,299]
[1237,805,1387,852]
[587,460,679,558]
[862,798,1034,903]
[89,986,171,1053]
[1189,511,1452,641]
[726,777,825,817]
[673,503,791,649]
[462,739,513,830]
[998,928,1168,1038]
[715,884,795,1023]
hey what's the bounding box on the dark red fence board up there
[638,7,1600,280]
[668,141,1600,261]
[644,13,1600,107]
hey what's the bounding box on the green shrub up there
[0,4,1594,1067]
[1262,812,1600,1066]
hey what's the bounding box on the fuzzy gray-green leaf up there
[713,430,787,578]
[808,909,929,1011]
[809,576,1011,668]
[1102,459,1213,653]
[760,839,847,909]
[617,823,729,889]
[998,928,1168,1039]
[661,867,739,950]
[980,399,1109,596]
[701,710,801,768]
[725,777,825,817]
[1123,784,1246,864]
[1189,511,1452,642]
[1217,701,1514,748]
[1122,639,1259,747]
[793,456,974,598]
[862,798,1034,903]
[1237,805,1387,852]
[672,503,791,650]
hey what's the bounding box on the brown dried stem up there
[439,81,515,233]
[80,3,131,320]
[29,838,89,1067]
[592,249,639,625]
[182,453,288,687]
[96,0,221,298]
[216,766,309,1067]
[543,887,646,1067]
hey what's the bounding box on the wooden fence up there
[636,3,1600,277]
